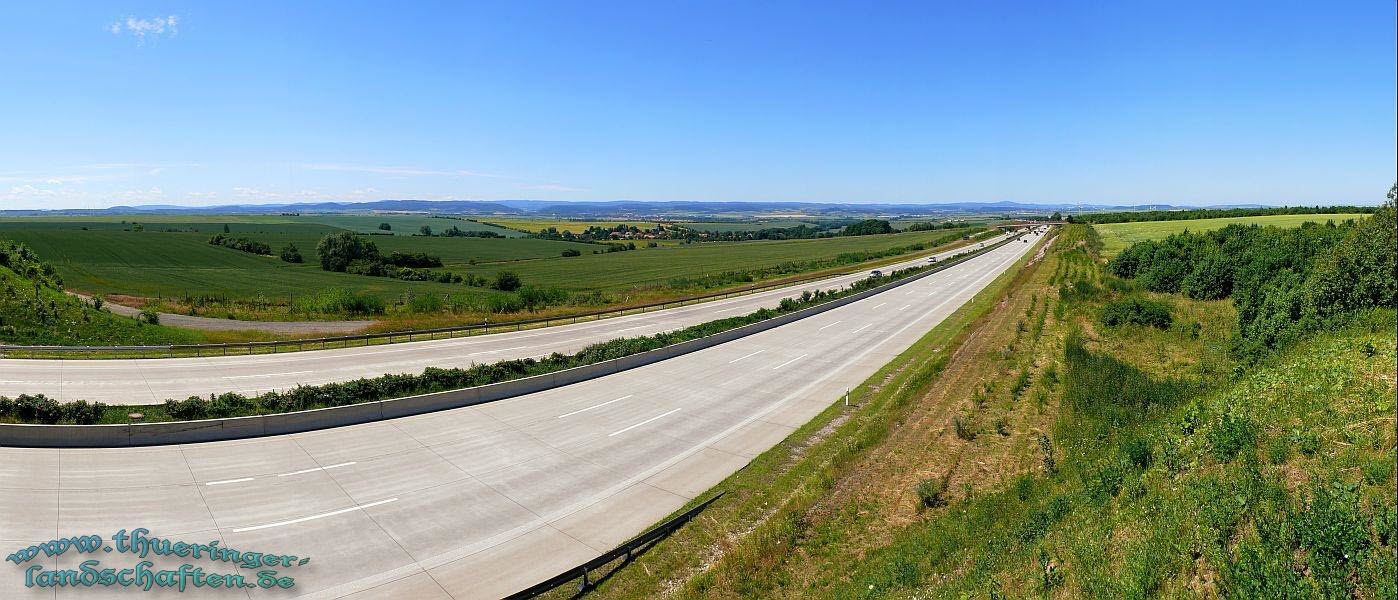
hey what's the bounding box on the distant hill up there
[1,199,1295,219]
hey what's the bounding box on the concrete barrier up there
[0,233,1027,447]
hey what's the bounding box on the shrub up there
[561,248,581,257]
[516,286,568,311]
[0,396,12,418]
[408,294,444,313]
[14,394,62,424]
[1100,297,1173,329]
[207,234,272,255]
[492,271,522,291]
[138,309,160,325]
[953,415,977,440]
[61,400,107,425]
[915,477,948,509]
[384,251,442,268]
[377,222,391,231]
[1122,435,1153,469]
[1208,412,1257,461]
[316,232,380,272]
[279,243,303,263]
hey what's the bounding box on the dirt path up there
[66,292,377,335]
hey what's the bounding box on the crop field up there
[286,214,521,236]
[461,228,979,291]
[678,220,819,232]
[1095,213,1366,256]
[485,218,664,234]
[3,226,972,295]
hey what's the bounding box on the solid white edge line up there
[205,477,254,486]
[608,408,682,437]
[225,371,313,379]
[727,349,766,364]
[557,394,634,418]
[770,354,809,370]
[231,497,399,533]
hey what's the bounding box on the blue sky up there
[1,1,1393,209]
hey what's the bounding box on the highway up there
[0,230,1044,599]
[0,235,1014,406]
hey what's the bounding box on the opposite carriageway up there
[0,234,1015,405]
[0,230,1045,599]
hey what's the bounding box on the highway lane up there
[0,234,1014,405]
[0,230,1045,599]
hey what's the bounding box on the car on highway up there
[927,256,937,263]
[870,269,883,277]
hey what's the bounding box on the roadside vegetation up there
[562,204,1394,599]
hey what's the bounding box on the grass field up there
[485,218,664,234]
[678,220,819,232]
[286,214,521,237]
[1095,213,1366,256]
[0,221,983,326]
[443,228,983,292]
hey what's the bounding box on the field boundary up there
[0,231,1008,359]
[0,232,1027,447]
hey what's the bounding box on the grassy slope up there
[485,218,664,233]
[0,256,203,346]
[577,225,1395,599]
[1095,213,1367,257]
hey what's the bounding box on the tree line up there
[1069,205,1376,225]
[1106,200,1394,357]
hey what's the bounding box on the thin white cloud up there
[301,163,505,178]
[108,15,179,45]
[520,183,586,193]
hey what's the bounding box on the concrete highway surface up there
[0,230,1043,599]
[0,235,1012,406]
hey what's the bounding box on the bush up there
[207,234,272,256]
[384,251,442,268]
[316,232,380,272]
[915,477,948,509]
[1122,435,1153,469]
[61,400,107,425]
[1100,297,1173,329]
[1208,412,1257,461]
[378,222,391,231]
[293,288,385,315]
[408,294,444,313]
[279,243,303,263]
[492,271,522,291]
[561,248,581,257]
[14,394,62,424]
[138,309,160,325]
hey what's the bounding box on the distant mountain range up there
[0,199,1285,219]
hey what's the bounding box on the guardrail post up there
[577,567,590,592]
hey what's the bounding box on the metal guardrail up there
[504,492,726,599]
[0,231,1006,359]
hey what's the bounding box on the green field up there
[1095,213,1366,256]
[485,218,665,234]
[287,214,521,237]
[678,220,820,232]
[0,220,980,324]
[444,228,981,292]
